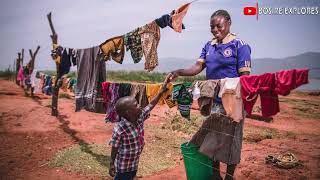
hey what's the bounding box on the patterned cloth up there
[172,82,193,119]
[109,105,152,173]
[140,21,161,71]
[103,82,120,123]
[124,28,143,63]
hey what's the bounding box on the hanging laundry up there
[194,80,220,116]
[118,83,132,98]
[154,13,186,30]
[240,73,279,117]
[39,73,45,92]
[61,77,69,92]
[43,75,52,95]
[75,46,106,113]
[218,77,244,122]
[124,27,143,63]
[59,48,72,78]
[130,83,149,108]
[172,82,193,119]
[103,82,120,123]
[51,45,63,64]
[140,21,161,71]
[146,83,173,106]
[68,78,77,93]
[100,36,125,64]
[30,70,37,88]
[171,2,191,33]
[146,84,164,105]
[69,48,77,66]
[163,83,176,108]
[275,69,309,96]
[155,14,171,28]
[190,113,243,165]
[17,66,25,86]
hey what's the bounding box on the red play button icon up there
[243,7,257,15]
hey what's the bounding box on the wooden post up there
[47,12,60,116]
[21,49,24,66]
[28,46,40,74]
[15,52,21,84]
[26,46,40,96]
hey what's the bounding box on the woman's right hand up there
[169,70,180,82]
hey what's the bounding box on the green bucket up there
[180,142,213,180]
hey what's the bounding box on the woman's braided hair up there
[211,10,231,22]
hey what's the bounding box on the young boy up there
[109,74,171,180]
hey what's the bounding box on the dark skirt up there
[190,111,244,164]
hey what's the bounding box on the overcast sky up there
[0,0,319,70]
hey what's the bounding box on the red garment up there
[102,81,110,106]
[275,69,309,95]
[240,73,280,117]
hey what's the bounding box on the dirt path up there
[0,80,319,180]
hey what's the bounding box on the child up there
[109,74,172,180]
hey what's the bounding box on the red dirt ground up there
[0,80,319,180]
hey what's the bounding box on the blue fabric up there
[199,38,251,103]
[59,48,71,78]
[199,39,251,80]
[114,170,137,180]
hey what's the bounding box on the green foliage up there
[106,70,205,83]
[0,67,15,80]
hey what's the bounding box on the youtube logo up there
[244,7,257,15]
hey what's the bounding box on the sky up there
[0,0,319,70]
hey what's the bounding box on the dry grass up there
[48,123,188,178]
[243,126,280,143]
[279,97,320,120]
[162,111,203,135]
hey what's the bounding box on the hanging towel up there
[124,28,143,63]
[219,77,244,122]
[240,73,279,117]
[171,3,191,33]
[75,46,106,113]
[140,21,161,71]
[100,36,125,64]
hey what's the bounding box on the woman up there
[170,10,251,180]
